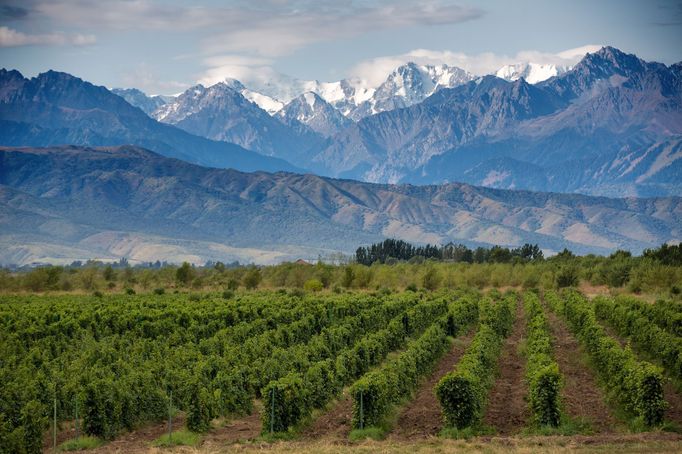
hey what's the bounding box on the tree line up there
[355,239,545,265]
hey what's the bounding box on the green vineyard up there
[0,288,681,453]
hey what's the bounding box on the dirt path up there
[69,405,261,453]
[544,308,618,432]
[299,390,354,441]
[200,405,262,449]
[482,300,529,435]
[84,415,185,454]
[388,331,475,440]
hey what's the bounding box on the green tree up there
[226,278,239,290]
[103,265,116,282]
[556,265,579,288]
[176,262,195,286]
[303,279,323,292]
[342,266,355,288]
[242,267,262,290]
[422,266,441,291]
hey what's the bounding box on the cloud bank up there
[198,45,605,91]
[0,26,95,47]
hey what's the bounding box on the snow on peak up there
[346,62,474,120]
[495,63,569,84]
[241,89,283,114]
[303,92,317,108]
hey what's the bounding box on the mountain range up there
[0,69,298,173]
[1,145,679,266]
[1,46,681,264]
[109,47,681,197]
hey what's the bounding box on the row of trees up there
[355,239,544,265]
[0,243,680,295]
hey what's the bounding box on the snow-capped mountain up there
[222,78,284,114]
[152,82,322,163]
[350,63,475,120]
[495,63,570,84]
[228,63,473,120]
[237,75,374,117]
[111,88,175,115]
[277,92,352,137]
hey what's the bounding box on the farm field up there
[1,288,681,453]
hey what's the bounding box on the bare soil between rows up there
[299,390,355,441]
[482,298,529,434]
[387,330,475,440]
[544,305,618,432]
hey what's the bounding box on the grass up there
[349,427,385,441]
[58,436,103,451]
[523,415,595,436]
[187,436,682,453]
[151,429,202,447]
[440,424,495,439]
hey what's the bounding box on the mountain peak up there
[496,62,569,84]
[223,78,246,91]
[579,45,646,75]
[277,91,350,137]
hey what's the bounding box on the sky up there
[1,0,681,94]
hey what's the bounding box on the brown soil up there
[388,331,475,440]
[43,419,85,452]
[87,414,185,454]
[200,405,262,449]
[482,300,530,435]
[299,391,354,441]
[544,307,618,432]
[59,406,262,454]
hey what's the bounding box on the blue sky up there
[1,0,681,94]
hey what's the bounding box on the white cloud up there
[196,45,606,95]
[349,45,605,85]
[120,63,188,95]
[25,1,483,57]
[0,26,95,47]
[201,2,483,57]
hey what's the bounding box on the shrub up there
[243,268,262,290]
[186,383,213,433]
[153,287,165,295]
[303,279,323,292]
[21,400,46,454]
[436,324,503,428]
[176,262,195,286]
[261,374,307,434]
[555,266,579,288]
[422,267,441,291]
[524,292,561,427]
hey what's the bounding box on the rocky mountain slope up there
[0,69,299,173]
[277,92,353,137]
[152,81,322,164]
[1,145,679,265]
[111,88,174,115]
[312,47,682,196]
